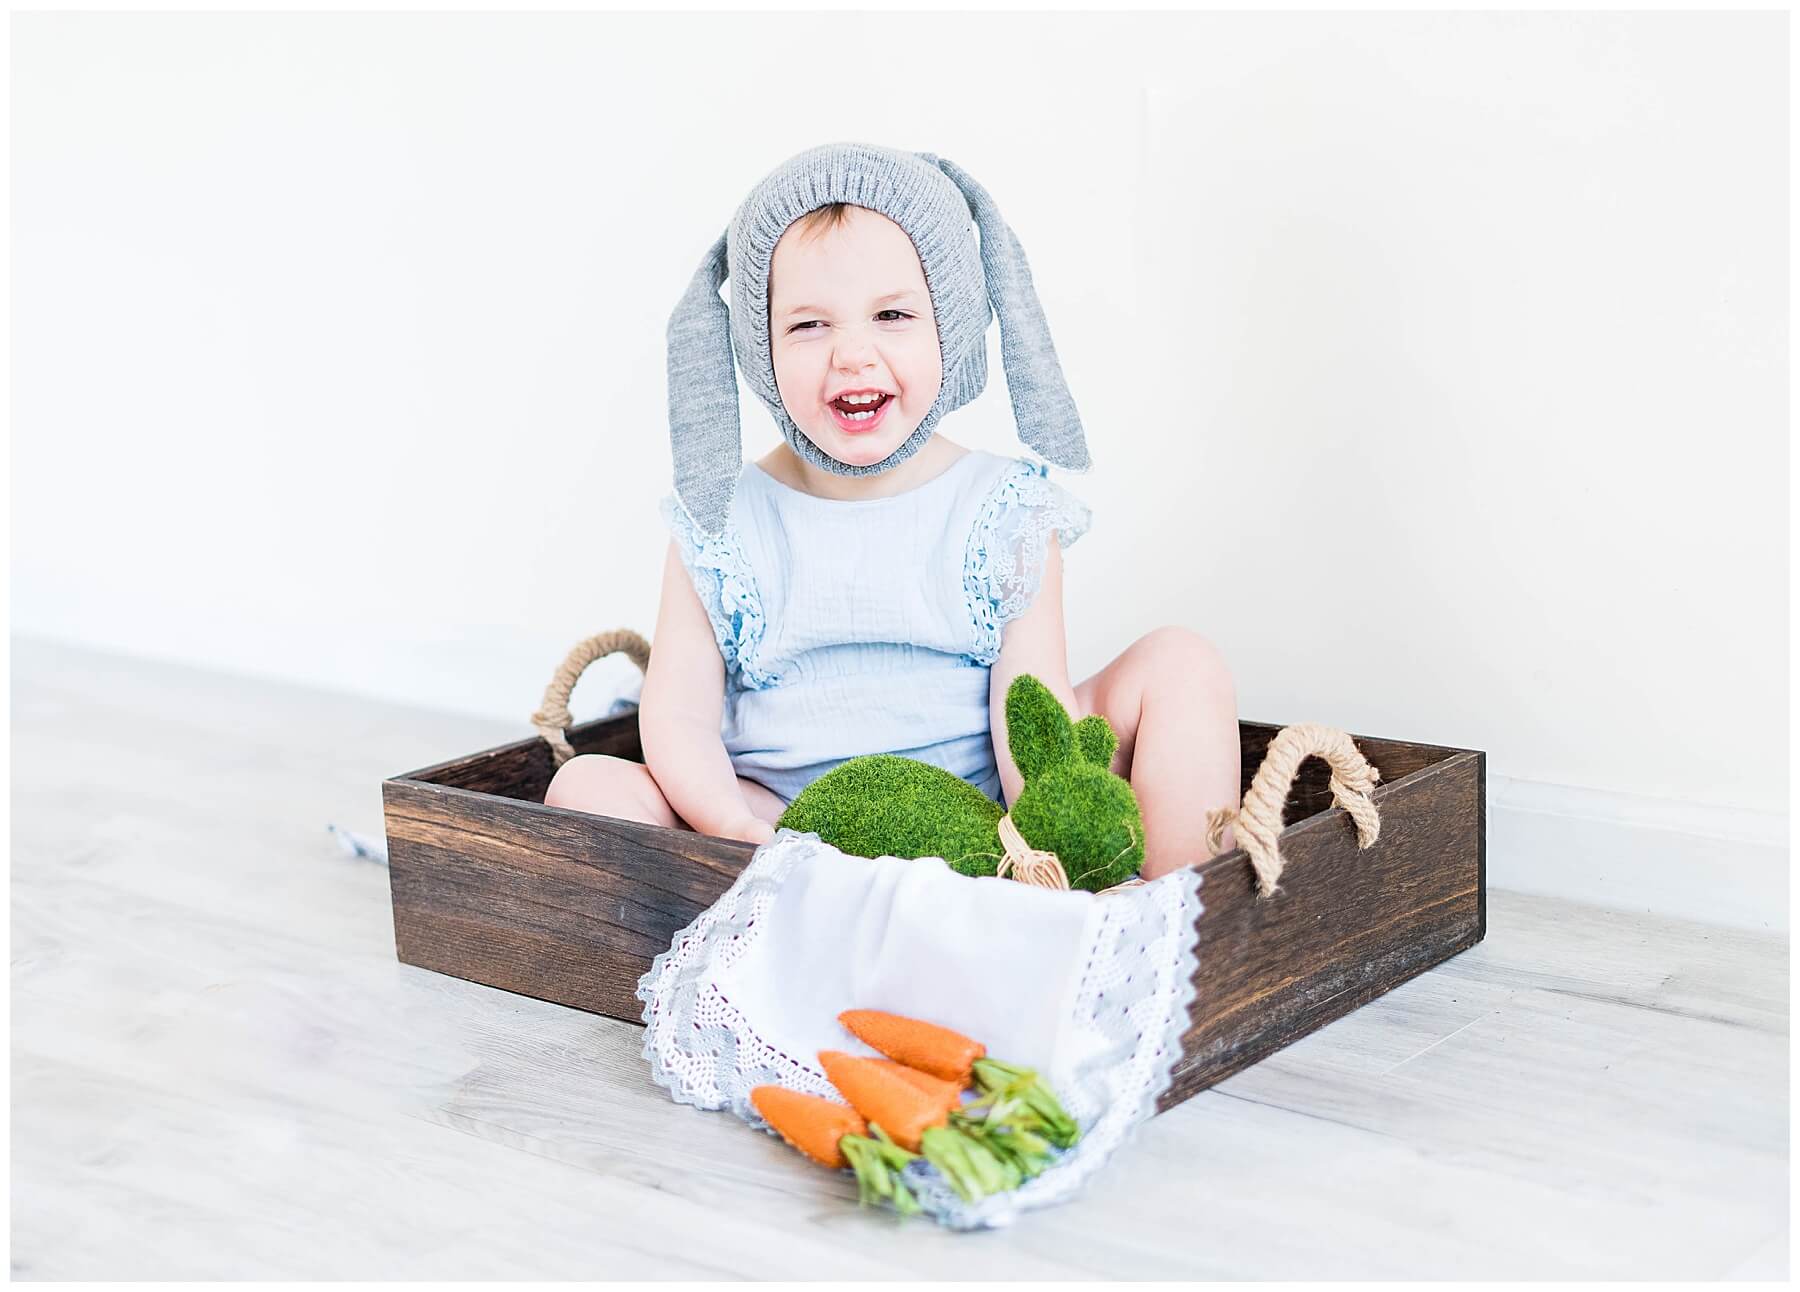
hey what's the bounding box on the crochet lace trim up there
[962,458,1095,666]
[635,838,836,1119]
[659,495,778,690]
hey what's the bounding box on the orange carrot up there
[817,1050,950,1152]
[871,1058,964,1115]
[749,1085,866,1169]
[838,1009,987,1085]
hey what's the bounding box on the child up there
[546,143,1240,880]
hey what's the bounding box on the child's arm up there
[640,540,772,844]
[988,535,1082,810]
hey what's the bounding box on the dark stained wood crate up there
[383,716,1485,1112]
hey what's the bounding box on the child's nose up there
[832,334,878,371]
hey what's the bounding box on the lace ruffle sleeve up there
[658,493,776,688]
[962,459,1093,666]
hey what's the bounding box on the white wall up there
[12,13,1788,900]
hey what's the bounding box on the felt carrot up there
[817,1050,951,1152]
[749,1085,922,1215]
[838,1009,987,1084]
[749,1085,866,1168]
[817,1050,1046,1203]
[870,1058,965,1115]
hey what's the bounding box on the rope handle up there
[530,629,651,767]
[1202,722,1382,898]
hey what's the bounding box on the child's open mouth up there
[828,392,894,434]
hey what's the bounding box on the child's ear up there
[1006,674,1075,781]
[1072,714,1118,771]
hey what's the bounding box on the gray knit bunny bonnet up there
[666,141,1091,538]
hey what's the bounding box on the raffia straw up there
[994,813,1145,896]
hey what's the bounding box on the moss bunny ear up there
[1005,674,1076,781]
[1071,714,1118,771]
[666,229,740,539]
[924,154,1091,474]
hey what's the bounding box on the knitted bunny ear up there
[926,155,1092,473]
[666,229,741,538]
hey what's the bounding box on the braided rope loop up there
[1203,723,1382,899]
[530,629,652,766]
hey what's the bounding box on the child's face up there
[768,206,943,470]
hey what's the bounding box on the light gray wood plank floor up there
[10,636,1789,1279]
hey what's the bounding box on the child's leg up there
[544,754,788,830]
[736,776,790,826]
[1072,627,1241,881]
[546,754,689,825]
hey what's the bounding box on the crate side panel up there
[383,782,748,1020]
[388,845,680,965]
[384,787,747,908]
[1476,750,1487,941]
[1161,752,1484,1109]
[390,872,661,1018]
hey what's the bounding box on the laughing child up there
[546,142,1240,880]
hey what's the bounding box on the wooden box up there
[382,716,1484,1111]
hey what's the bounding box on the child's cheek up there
[909,330,945,407]
[771,344,813,417]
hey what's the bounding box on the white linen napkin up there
[637,827,1205,1230]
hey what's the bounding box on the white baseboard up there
[1484,774,1789,934]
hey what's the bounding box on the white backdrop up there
[12,11,1789,913]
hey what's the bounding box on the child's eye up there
[786,311,914,335]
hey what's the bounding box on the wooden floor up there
[10,636,1790,1279]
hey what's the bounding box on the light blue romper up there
[658,448,1092,806]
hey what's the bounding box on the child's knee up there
[545,754,685,828]
[1144,626,1234,700]
[544,753,620,811]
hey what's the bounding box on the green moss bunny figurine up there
[775,674,1145,891]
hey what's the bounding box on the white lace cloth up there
[636,828,1205,1230]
